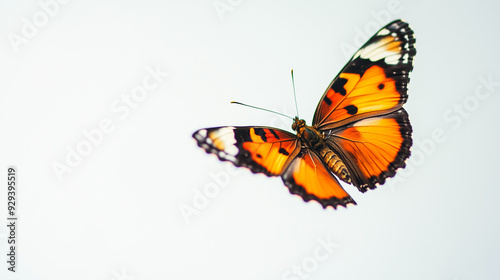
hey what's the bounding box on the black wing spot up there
[344,105,358,115]
[324,96,332,105]
[256,153,262,158]
[253,128,267,142]
[278,148,290,156]
[269,129,280,140]
[331,77,348,96]
[378,83,385,90]
[234,129,251,142]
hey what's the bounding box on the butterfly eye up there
[292,122,297,130]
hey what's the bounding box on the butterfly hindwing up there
[313,20,415,130]
[281,149,356,209]
[325,109,412,192]
[193,126,300,176]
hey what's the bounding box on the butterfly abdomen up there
[318,146,351,184]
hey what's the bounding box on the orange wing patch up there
[337,118,403,178]
[282,150,356,209]
[242,128,299,175]
[316,65,401,129]
[327,109,412,192]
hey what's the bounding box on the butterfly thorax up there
[292,117,352,184]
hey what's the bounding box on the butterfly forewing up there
[313,20,415,130]
[193,126,300,176]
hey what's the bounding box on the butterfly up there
[193,19,416,209]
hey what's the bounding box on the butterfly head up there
[292,117,324,149]
[291,117,306,131]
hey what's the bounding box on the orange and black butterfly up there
[193,20,416,209]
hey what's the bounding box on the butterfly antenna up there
[230,101,294,120]
[291,69,299,118]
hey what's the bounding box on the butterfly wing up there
[313,19,415,130]
[193,126,356,208]
[310,19,415,192]
[281,149,356,209]
[193,126,300,176]
[325,109,412,192]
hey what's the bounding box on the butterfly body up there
[193,20,416,209]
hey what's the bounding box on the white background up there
[1,0,499,279]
